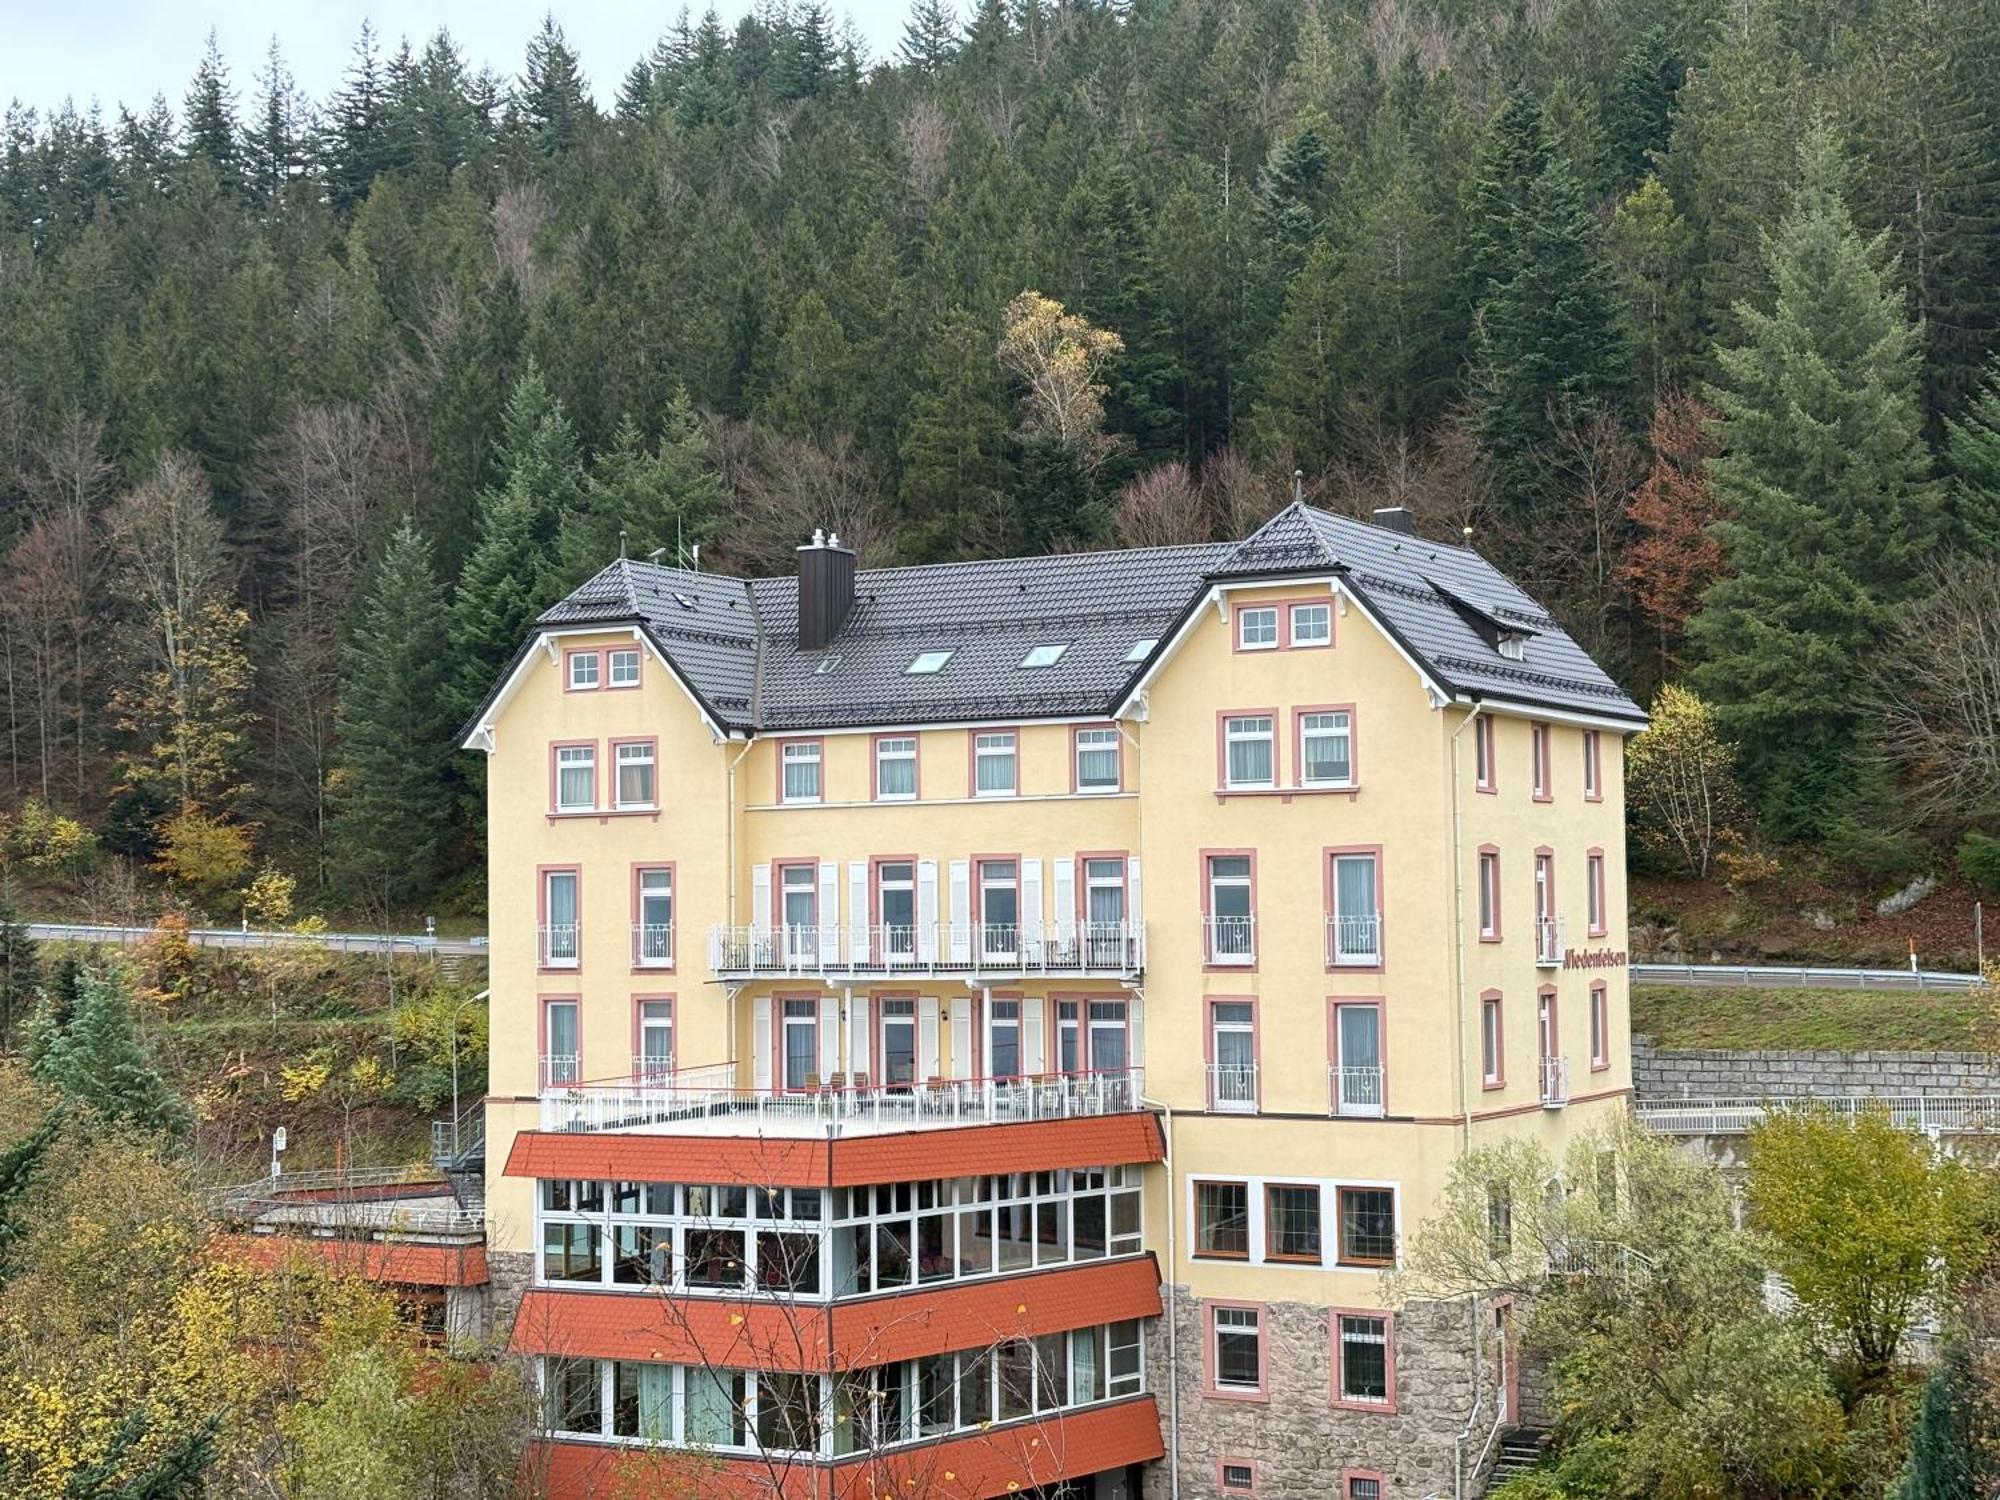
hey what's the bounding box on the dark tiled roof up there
[522,505,1643,733]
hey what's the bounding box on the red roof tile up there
[215,1232,489,1287]
[505,1114,1162,1189]
[511,1256,1161,1370]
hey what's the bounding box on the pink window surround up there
[1538,985,1560,1067]
[1481,988,1505,1089]
[539,995,581,1072]
[1323,844,1386,974]
[1199,847,1258,972]
[629,862,675,973]
[965,726,1019,798]
[1343,1471,1389,1500]
[972,852,1024,940]
[608,736,659,811]
[1474,713,1497,793]
[1331,1309,1399,1414]
[1215,707,1281,791]
[1057,993,1129,1074]
[870,732,921,802]
[1201,1299,1270,1402]
[1583,728,1603,801]
[604,644,643,690]
[1590,981,1610,1072]
[1586,848,1608,937]
[1229,594,1336,652]
[1073,849,1131,925]
[975,986,1030,1081]
[1203,995,1260,1111]
[537,865,581,975]
[774,991,822,1093]
[1327,995,1386,1097]
[1531,722,1552,803]
[547,739,598,815]
[630,994,673,1060]
[771,859,820,930]
[868,853,920,964]
[562,647,602,692]
[1291,703,1359,794]
[775,738,824,803]
[871,988,922,1082]
[1070,723,1124,794]
[547,740,659,823]
[1534,846,1556,929]
[1217,1458,1259,1494]
[1477,844,1502,943]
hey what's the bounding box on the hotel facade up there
[463,502,1645,1500]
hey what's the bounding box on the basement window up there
[1019,643,1068,669]
[1123,638,1157,662]
[905,650,954,675]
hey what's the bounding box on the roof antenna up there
[646,547,668,565]
[1293,470,1304,505]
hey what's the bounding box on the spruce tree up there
[559,392,722,584]
[1691,121,1945,838]
[520,13,592,156]
[0,884,39,1047]
[1462,87,1550,308]
[1014,436,1103,553]
[1896,1340,1985,1500]
[324,22,390,213]
[1250,237,1348,474]
[901,1,962,73]
[244,38,306,206]
[1944,353,2000,551]
[182,30,240,190]
[898,309,1015,560]
[1605,25,1686,190]
[334,520,456,904]
[27,968,187,1137]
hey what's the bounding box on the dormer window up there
[906,650,953,675]
[1019,643,1068,669]
[1498,635,1527,661]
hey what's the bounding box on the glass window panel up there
[612,1225,669,1286]
[1339,1315,1390,1402]
[685,1369,745,1447]
[1214,1307,1259,1389]
[1339,1188,1397,1265]
[548,1356,603,1434]
[1266,1185,1322,1260]
[542,1222,601,1283]
[1196,1182,1249,1257]
[613,1362,676,1441]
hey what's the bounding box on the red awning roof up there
[214,1232,489,1287]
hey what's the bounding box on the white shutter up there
[948,995,974,1079]
[818,862,840,963]
[753,996,773,1092]
[819,1002,839,1080]
[947,859,971,962]
[1053,858,1076,948]
[918,997,942,1081]
[847,860,869,964]
[1127,856,1143,924]
[751,863,772,935]
[1129,995,1146,1087]
[1023,996,1045,1076]
[917,861,940,963]
[1022,858,1044,958]
[849,993,871,1080]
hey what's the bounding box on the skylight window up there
[906,650,954,675]
[672,592,697,610]
[1019,643,1068,669]
[1123,638,1157,662]
[814,652,842,675]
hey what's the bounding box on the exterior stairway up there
[430,1103,486,1215]
[1484,1428,1551,1495]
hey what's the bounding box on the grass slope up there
[1632,984,1988,1051]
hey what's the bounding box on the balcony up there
[1540,1054,1570,1109]
[1328,1064,1385,1118]
[631,922,674,968]
[1325,913,1382,967]
[1535,915,1565,968]
[540,1054,580,1089]
[706,921,1145,979]
[539,1062,1147,1136]
[539,924,579,968]
[631,1053,675,1082]
[1203,915,1255,966]
[1206,1062,1258,1113]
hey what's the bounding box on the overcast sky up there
[2,3,919,119]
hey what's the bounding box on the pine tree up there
[333,520,456,904]
[1944,353,2000,551]
[1691,121,1945,839]
[901,0,962,73]
[559,392,722,584]
[61,1408,218,1500]
[1895,1340,1986,1500]
[520,13,592,156]
[27,968,187,1137]
[182,30,240,190]
[0,885,41,1047]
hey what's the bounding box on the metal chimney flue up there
[1372,506,1416,535]
[796,529,856,652]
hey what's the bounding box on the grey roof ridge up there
[744,576,766,731]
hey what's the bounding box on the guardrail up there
[1630,962,1979,991]
[28,922,488,957]
[1635,1094,2000,1135]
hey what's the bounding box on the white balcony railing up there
[631,922,674,967]
[1329,1064,1386,1118]
[705,921,1145,977]
[1535,915,1565,968]
[631,1052,675,1082]
[1203,915,1256,966]
[1540,1054,1570,1108]
[1326,913,1382,966]
[538,1064,1147,1135]
[1206,1062,1258,1113]
[540,1053,580,1088]
[539,924,579,968]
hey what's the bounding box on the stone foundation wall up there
[1142,1290,1488,1500]
[1633,1042,2000,1101]
[486,1249,534,1346]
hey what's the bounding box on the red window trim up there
[630,993,673,1069]
[1586,847,1608,937]
[775,737,825,804]
[772,859,821,934]
[1292,702,1359,792]
[1199,847,1258,972]
[548,739,599,815]
[1216,707,1281,791]
[1590,981,1610,1072]
[538,995,581,1076]
[871,731,921,802]
[607,735,659,811]
[1202,1298,1270,1402]
[1477,844,1502,942]
[1327,995,1387,1112]
[1330,1309,1399,1414]
[1583,727,1604,801]
[561,647,602,692]
[1230,593,1335,652]
[602,643,644,691]
[966,725,1019,798]
[1474,713,1497,794]
[1070,723,1124,794]
[537,865,582,975]
[1217,1457,1260,1494]
[1323,844,1386,974]
[1203,995,1260,1113]
[1531,722,1553,803]
[1480,988,1505,1089]
[629,861,676,973]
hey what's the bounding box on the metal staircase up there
[1483,1429,1551,1495]
[430,1101,486,1214]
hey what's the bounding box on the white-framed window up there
[614,742,656,808]
[974,732,1017,796]
[1587,853,1606,933]
[1532,722,1551,799]
[986,997,1022,1078]
[1019,643,1067,668]
[543,869,580,971]
[608,648,641,686]
[637,1000,673,1076]
[781,998,818,1090]
[1224,715,1276,788]
[1333,1002,1383,1116]
[1337,1315,1391,1405]
[906,650,953,675]
[1290,601,1331,647]
[779,865,817,960]
[542,996,579,1080]
[978,860,1019,962]
[781,742,821,803]
[878,996,917,1084]
[1212,1305,1263,1392]
[636,868,673,966]
[567,651,600,690]
[1237,607,1278,650]
[876,861,916,960]
[1208,1001,1256,1111]
[875,737,917,800]
[1474,713,1495,790]
[1075,728,1120,792]
[1206,856,1254,965]
[1591,985,1608,1069]
[1583,728,1601,798]
[555,745,596,811]
[1482,995,1503,1085]
[1329,853,1380,965]
[1299,710,1352,786]
[1478,851,1500,939]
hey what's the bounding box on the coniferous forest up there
[3,0,2000,924]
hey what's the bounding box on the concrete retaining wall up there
[1634,1041,2000,1100]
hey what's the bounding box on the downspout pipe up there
[1448,695,1482,1154]
[1141,1093,1179,1500]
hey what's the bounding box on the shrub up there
[1959,831,2000,894]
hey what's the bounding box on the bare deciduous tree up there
[1112,462,1209,548]
[703,418,894,574]
[1867,554,2000,825]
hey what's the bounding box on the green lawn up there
[1631,985,1989,1051]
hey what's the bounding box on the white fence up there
[1636,1094,2000,1136]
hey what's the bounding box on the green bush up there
[1959,831,2000,895]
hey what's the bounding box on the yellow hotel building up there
[462,502,1644,1500]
